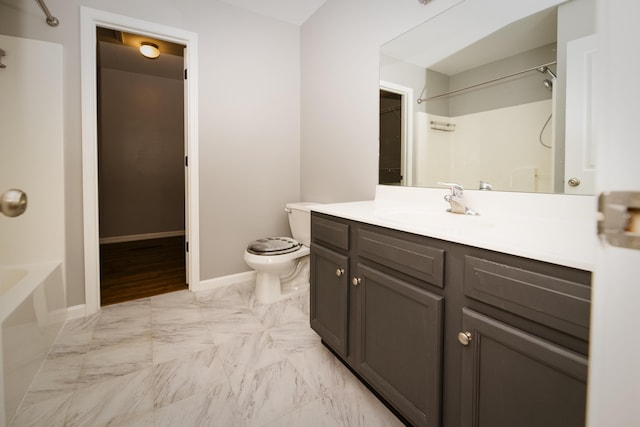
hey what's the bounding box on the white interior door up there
[564,34,597,195]
[0,35,64,265]
[587,1,640,425]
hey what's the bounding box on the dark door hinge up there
[185,241,189,252]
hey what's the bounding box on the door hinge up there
[185,155,188,167]
[597,191,640,250]
[185,241,189,252]
[184,69,187,80]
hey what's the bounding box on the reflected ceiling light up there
[139,42,160,59]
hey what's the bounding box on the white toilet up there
[244,202,319,304]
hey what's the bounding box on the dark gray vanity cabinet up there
[355,265,444,426]
[311,213,446,426]
[459,308,588,427]
[309,212,592,427]
[458,251,591,427]
[310,215,351,360]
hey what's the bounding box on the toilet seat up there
[247,237,301,256]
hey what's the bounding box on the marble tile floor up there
[11,282,405,427]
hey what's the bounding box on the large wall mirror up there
[379,0,596,195]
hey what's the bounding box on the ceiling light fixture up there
[139,42,160,59]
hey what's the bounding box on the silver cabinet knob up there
[352,277,362,286]
[336,268,345,277]
[457,331,472,346]
[568,178,581,187]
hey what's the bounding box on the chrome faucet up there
[479,180,492,191]
[438,182,478,215]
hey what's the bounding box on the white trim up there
[99,230,185,245]
[80,8,200,316]
[66,304,88,320]
[380,81,414,186]
[193,271,257,293]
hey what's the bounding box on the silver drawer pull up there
[336,268,344,277]
[352,277,362,286]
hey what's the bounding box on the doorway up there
[379,81,414,187]
[96,28,186,305]
[379,89,403,185]
[81,8,200,315]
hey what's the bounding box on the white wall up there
[454,100,553,192]
[417,101,553,192]
[0,0,301,305]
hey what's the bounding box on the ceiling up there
[381,5,558,76]
[96,1,326,78]
[219,0,326,25]
[97,28,185,80]
[430,7,557,75]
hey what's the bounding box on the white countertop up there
[311,186,599,271]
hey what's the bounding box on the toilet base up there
[254,257,310,305]
[254,271,282,304]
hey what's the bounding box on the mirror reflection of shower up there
[0,189,28,217]
[537,65,557,79]
[538,66,556,149]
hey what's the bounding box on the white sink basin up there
[373,207,495,232]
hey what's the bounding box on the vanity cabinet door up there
[459,308,588,427]
[310,243,350,358]
[356,263,444,427]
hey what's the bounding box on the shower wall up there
[0,35,65,266]
[416,99,553,192]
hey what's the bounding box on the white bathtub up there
[0,262,66,427]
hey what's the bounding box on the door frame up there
[80,7,200,315]
[380,81,414,186]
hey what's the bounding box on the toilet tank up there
[286,202,319,247]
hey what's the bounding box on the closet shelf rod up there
[417,60,557,104]
[34,0,59,26]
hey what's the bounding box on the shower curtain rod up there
[417,60,557,104]
[34,0,59,26]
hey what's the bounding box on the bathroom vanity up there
[309,187,595,427]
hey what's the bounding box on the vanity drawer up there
[357,228,445,288]
[463,255,591,340]
[312,214,350,251]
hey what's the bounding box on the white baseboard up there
[99,230,185,245]
[192,271,256,292]
[64,271,255,320]
[66,304,88,320]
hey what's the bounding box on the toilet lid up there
[247,237,302,256]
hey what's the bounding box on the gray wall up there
[0,0,301,306]
[447,43,556,117]
[300,0,464,203]
[98,67,185,239]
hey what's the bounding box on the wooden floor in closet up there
[100,236,187,306]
